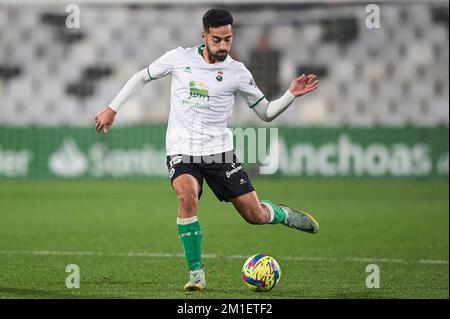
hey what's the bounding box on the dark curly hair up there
[202,8,234,32]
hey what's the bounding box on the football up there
[241,254,281,292]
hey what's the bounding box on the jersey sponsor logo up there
[189,80,209,100]
[183,80,211,109]
[226,164,243,178]
[183,66,192,73]
[240,178,246,184]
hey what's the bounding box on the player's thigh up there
[167,155,204,200]
[202,152,254,202]
[172,173,202,200]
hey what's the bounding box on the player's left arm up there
[252,74,319,122]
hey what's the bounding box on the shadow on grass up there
[0,287,125,299]
[330,290,391,299]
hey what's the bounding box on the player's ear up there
[201,31,206,43]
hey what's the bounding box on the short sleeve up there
[146,48,179,80]
[237,66,265,108]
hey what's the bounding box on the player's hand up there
[95,107,117,134]
[289,74,319,97]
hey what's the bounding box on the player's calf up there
[177,216,204,290]
[232,201,270,224]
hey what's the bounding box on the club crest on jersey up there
[216,70,223,82]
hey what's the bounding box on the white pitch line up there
[419,259,449,265]
[344,257,406,264]
[0,250,447,265]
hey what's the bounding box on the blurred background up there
[0,0,448,179]
[0,0,448,299]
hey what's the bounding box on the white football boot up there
[279,204,320,234]
[184,268,206,291]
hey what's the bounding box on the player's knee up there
[177,192,198,213]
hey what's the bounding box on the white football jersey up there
[146,45,264,156]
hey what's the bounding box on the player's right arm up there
[95,68,149,133]
[95,48,179,133]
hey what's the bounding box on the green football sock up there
[260,200,287,224]
[177,217,203,271]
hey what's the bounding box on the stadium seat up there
[0,3,447,128]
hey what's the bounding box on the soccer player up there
[95,8,320,291]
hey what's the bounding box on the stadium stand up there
[0,2,448,127]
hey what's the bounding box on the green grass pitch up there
[0,179,448,299]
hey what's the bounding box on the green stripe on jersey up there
[249,96,265,109]
[147,66,154,80]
